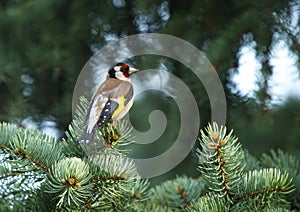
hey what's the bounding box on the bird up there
[76,62,140,145]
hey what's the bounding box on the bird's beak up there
[129,67,140,74]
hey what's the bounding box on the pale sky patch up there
[231,39,300,104]
[269,40,300,104]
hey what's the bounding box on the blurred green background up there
[1,0,300,184]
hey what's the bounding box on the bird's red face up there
[109,63,139,80]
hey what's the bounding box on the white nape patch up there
[114,66,121,71]
[115,71,130,81]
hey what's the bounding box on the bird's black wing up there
[97,99,119,126]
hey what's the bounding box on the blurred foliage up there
[0,0,299,182]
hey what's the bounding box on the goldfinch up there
[77,62,139,145]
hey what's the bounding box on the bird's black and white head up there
[108,62,139,81]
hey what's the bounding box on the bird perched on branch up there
[76,62,140,145]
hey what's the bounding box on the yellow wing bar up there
[112,95,126,119]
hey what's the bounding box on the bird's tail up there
[76,127,97,145]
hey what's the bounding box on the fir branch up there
[118,178,151,211]
[0,169,43,209]
[189,192,230,211]
[262,208,292,212]
[197,122,245,200]
[24,186,56,212]
[196,123,296,210]
[13,147,48,171]
[0,122,19,147]
[45,157,93,208]
[234,168,294,209]
[261,149,300,210]
[0,122,64,172]
[100,120,134,153]
[0,171,22,180]
[150,176,206,210]
[86,153,147,210]
[125,178,151,202]
[93,175,127,182]
[0,143,11,152]
[134,202,175,212]
[61,96,89,158]
[0,122,66,209]
[88,153,139,182]
[261,149,300,181]
[244,149,261,171]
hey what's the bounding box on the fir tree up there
[0,97,299,211]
